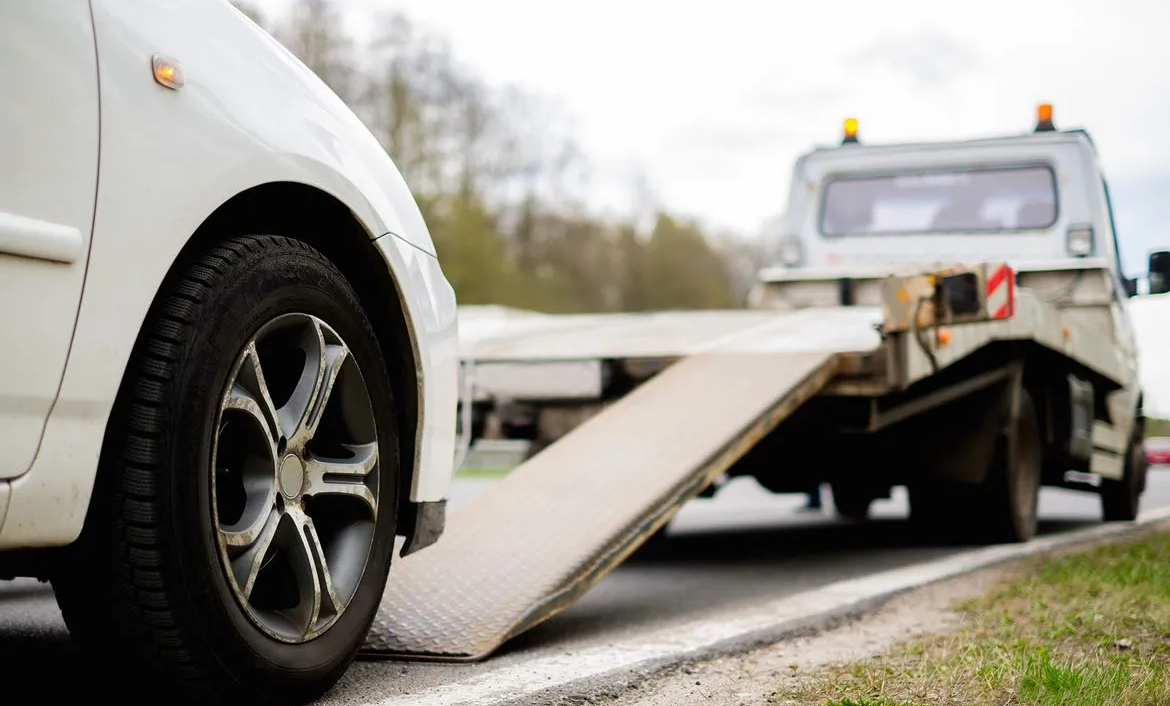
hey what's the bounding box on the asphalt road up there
[3,469,1169,703]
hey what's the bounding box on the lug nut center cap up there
[279,454,305,499]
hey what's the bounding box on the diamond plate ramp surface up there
[362,350,839,660]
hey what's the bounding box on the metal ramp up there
[361,350,839,660]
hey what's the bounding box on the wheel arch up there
[109,181,421,538]
[192,182,421,525]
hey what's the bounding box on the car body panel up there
[0,1,100,480]
[0,483,9,532]
[374,233,459,502]
[0,0,457,548]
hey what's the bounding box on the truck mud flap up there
[361,350,839,661]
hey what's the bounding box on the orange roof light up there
[842,117,859,144]
[1035,103,1055,132]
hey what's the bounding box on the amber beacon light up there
[842,117,860,144]
[1035,103,1055,132]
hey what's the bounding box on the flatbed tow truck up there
[358,105,1170,663]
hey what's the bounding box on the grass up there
[776,529,1170,706]
[1146,417,1170,438]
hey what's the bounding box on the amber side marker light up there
[152,54,185,90]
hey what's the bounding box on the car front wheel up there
[53,235,400,704]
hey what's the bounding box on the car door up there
[0,1,100,479]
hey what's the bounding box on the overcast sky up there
[254,0,1170,414]
[254,0,1170,270]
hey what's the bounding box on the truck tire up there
[1100,424,1147,522]
[52,235,400,704]
[829,483,874,520]
[974,387,1042,543]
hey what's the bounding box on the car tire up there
[52,234,399,704]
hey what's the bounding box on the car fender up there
[0,0,453,548]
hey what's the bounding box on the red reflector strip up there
[986,263,1015,319]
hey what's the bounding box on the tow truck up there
[357,105,1170,662]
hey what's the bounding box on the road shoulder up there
[601,562,1011,705]
[605,523,1170,706]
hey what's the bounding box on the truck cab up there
[765,105,1168,301]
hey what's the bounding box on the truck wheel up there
[975,388,1042,543]
[52,235,399,704]
[829,483,874,520]
[1100,425,1147,522]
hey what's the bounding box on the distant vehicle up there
[0,1,458,702]
[1146,437,1170,465]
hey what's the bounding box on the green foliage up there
[826,700,926,706]
[255,0,760,313]
[642,214,737,310]
[1016,651,1137,706]
[1145,417,1170,438]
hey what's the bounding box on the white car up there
[0,1,459,702]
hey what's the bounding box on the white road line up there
[366,506,1170,706]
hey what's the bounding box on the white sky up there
[254,0,1170,414]
[254,0,1170,266]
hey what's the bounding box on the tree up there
[275,0,358,103]
[247,2,745,314]
[229,1,267,26]
[711,230,774,305]
[642,215,736,310]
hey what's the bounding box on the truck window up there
[821,165,1058,236]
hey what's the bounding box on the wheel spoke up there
[280,319,349,447]
[306,341,348,440]
[283,507,342,638]
[224,343,282,448]
[225,504,282,600]
[219,490,280,547]
[304,442,378,514]
[217,345,280,547]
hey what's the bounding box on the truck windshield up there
[821,165,1057,236]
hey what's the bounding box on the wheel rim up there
[211,313,379,643]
